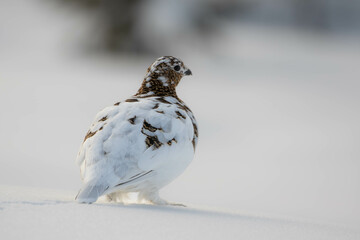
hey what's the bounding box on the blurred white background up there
[1,0,360,230]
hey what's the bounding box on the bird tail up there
[75,181,109,204]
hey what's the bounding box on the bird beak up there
[184,69,192,76]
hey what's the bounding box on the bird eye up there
[174,65,180,71]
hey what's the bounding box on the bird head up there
[136,56,192,97]
[149,56,192,77]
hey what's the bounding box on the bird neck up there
[135,71,181,98]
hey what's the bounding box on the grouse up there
[76,56,198,205]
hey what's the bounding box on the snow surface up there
[1,185,359,240]
[1,0,360,239]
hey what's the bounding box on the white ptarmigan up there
[75,56,198,205]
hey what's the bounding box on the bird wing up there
[136,99,195,171]
[76,98,195,190]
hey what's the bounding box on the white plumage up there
[76,56,198,205]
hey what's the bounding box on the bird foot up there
[138,191,185,207]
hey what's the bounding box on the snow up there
[1,185,359,240]
[1,0,360,239]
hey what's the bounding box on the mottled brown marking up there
[146,66,151,73]
[176,103,185,110]
[152,103,159,109]
[128,116,136,125]
[99,116,107,122]
[143,120,158,132]
[192,138,196,150]
[145,136,162,149]
[175,102,191,113]
[83,130,97,142]
[175,111,186,120]
[125,99,139,102]
[114,102,121,106]
[167,138,177,146]
[193,122,198,137]
[156,110,164,114]
[156,97,171,104]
